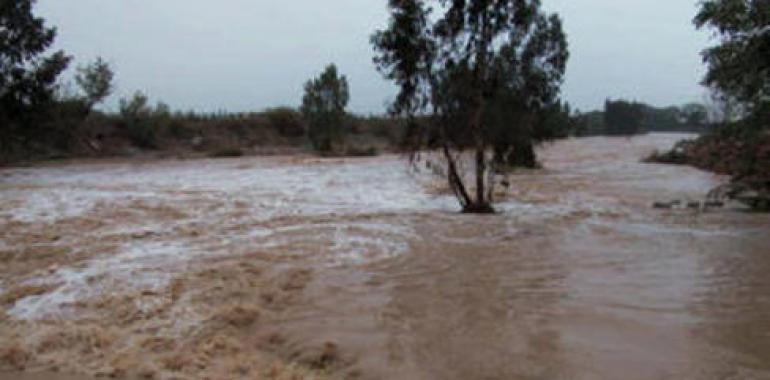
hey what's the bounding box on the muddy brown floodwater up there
[1,134,769,380]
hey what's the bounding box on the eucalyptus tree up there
[695,0,770,117]
[372,0,568,213]
[301,64,350,153]
[0,0,70,151]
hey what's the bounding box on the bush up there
[119,92,157,149]
[644,140,693,165]
[650,121,770,202]
[264,107,305,138]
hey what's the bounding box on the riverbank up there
[646,129,770,209]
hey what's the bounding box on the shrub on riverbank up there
[647,120,770,209]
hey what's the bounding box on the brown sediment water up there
[0,373,98,380]
[1,134,769,379]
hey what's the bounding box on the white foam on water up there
[9,240,193,320]
[1,156,451,222]
[3,137,722,321]
[1,156,458,320]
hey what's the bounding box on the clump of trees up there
[117,92,167,149]
[603,99,646,136]
[575,100,712,137]
[0,0,122,159]
[373,0,569,213]
[301,64,350,154]
[47,57,115,152]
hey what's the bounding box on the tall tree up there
[300,64,350,153]
[0,0,70,152]
[373,0,568,213]
[695,0,770,116]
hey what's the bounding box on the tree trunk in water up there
[465,99,495,214]
[476,147,485,202]
[441,142,472,209]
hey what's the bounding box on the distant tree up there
[118,91,156,148]
[373,0,568,213]
[695,0,770,118]
[300,64,349,153]
[75,57,114,112]
[533,101,576,140]
[154,101,171,118]
[638,105,681,133]
[502,100,574,168]
[575,110,606,136]
[0,0,70,153]
[119,92,151,119]
[604,99,645,136]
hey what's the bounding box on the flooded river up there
[0,134,769,379]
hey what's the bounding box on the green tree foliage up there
[604,99,646,136]
[0,0,70,153]
[487,16,569,169]
[118,91,156,148]
[300,64,349,153]
[695,0,770,116]
[533,101,583,140]
[373,0,568,213]
[494,100,577,168]
[75,57,114,112]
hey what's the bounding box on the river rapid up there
[0,133,768,379]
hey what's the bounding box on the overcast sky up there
[37,0,710,114]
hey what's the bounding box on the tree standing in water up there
[372,0,568,213]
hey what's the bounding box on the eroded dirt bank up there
[1,134,769,379]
